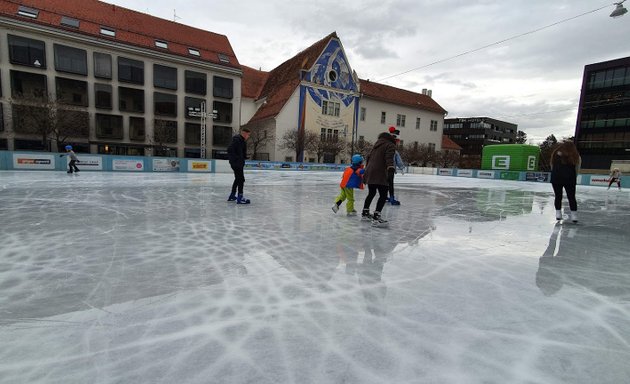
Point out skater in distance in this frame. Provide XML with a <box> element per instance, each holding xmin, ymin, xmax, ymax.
<box><xmin>550</xmin><ymin>141</ymin><xmax>581</xmax><ymax>223</ymax></box>
<box><xmin>227</xmin><ymin>127</ymin><xmax>251</xmax><ymax>204</ymax></box>
<box><xmin>59</xmin><ymin>145</ymin><xmax>80</xmax><ymax>174</ymax></box>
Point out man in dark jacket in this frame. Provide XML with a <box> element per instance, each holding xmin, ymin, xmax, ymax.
<box><xmin>362</xmin><ymin>132</ymin><xmax>396</xmax><ymax>226</ymax></box>
<box><xmin>227</xmin><ymin>127</ymin><xmax>251</xmax><ymax>204</ymax></box>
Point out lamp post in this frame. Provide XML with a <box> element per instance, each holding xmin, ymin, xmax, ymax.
<box><xmin>610</xmin><ymin>0</ymin><xmax>628</xmax><ymax>17</ymax></box>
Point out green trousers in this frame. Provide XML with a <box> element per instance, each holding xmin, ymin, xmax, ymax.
<box><xmin>335</xmin><ymin>187</ymin><xmax>355</xmax><ymax>212</ymax></box>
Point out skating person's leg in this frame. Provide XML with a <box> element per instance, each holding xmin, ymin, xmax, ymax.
<box><xmin>333</xmin><ymin>188</ymin><xmax>347</xmax><ymax>213</ymax></box>
<box><xmin>388</xmin><ymin>173</ymin><xmax>395</xmax><ymax>199</ymax></box>
<box><xmin>229</xmin><ymin>165</ymin><xmax>239</xmax><ymax>200</ymax></box>
<box><xmin>608</xmin><ymin>179</ymin><xmax>614</xmax><ymax>189</ymax></box>
<box><xmin>564</xmin><ymin>183</ymin><xmax>577</xmax><ymax>212</ymax></box>
<box><xmin>346</xmin><ymin>189</ymin><xmax>355</xmax><ymax>214</ymax></box>
<box><xmin>70</xmin><ymin>160</ymin><xmax>79</xmax><ymax>172</ymax></box>
<box><xmin>552</xmin><ymin>183</ymin><xmax>563</xmax><ymax>210</ymax></box>
<box><xmin>374</xmin><ymin>185</ymin><xmax>389</xmax><ymax>213</ymax></box>
<box><xmin>362</xmin><ymin>185</ymin><xmax>377</xmax><ymax>220</ymax></box>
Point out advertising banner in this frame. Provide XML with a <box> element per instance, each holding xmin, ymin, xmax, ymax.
<box><xmin>113</xmin><ymin>159</ymin><xmax>144</xmax><ymax>171</ymax></box>
<box><xmin>13</xmin><ymin>154</ymin><xmax>55</xmax><ymax>170</ymax></box>
<box><xmin>188</xmin><ymin>160</ymin><xmax>212</xmax><ymax>172</ymax></box>
<box><xmin>153</xmin><ymin>158</ymin><xmax>180</xmax><ymax>172</ymax></box>
<box><xmin>500</xmin><ymin>171</ymin><xmax>520</xmax><ymax>180</ymax></box>
<box><xmin>457</xmin><ymin>169</ymin><xmax>473</xmax><ymax>177</ymax></box>
<box><xmin>477</xmin><ymin>170</ymin><xmax>495</xmax><ymax>179</ymax></box>
<box><xmin>75</xmin><ymin>156</ymin><xmax>103</xmax><ymax>170</ymax></box>
<box><xmin>438</xmin><ymin>169</ymin><xmax>454</xmax><ymax>176</ymax></box>
<box><xmin>589</xmin><ymin>175</ymin><xmax>610</xmax><ymax>186</ymax></box>
<box><xmin>525</xmin><ymin>172</ymin><xmax>550</xmax><ymax>182</ymax></box>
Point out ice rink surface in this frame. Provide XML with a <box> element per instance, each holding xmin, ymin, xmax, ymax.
<box><xmin>1</xmin><ymin>170</ymin><xmax>629</xmax><ymax>384</ymax></box>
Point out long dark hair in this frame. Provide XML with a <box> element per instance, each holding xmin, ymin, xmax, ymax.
<box><xmin>551</xmin><ymin>141</ymin><xmax>580</xmax><ymax>166</ymax></box>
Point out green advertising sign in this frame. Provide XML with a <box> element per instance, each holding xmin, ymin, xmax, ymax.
<box><xmin>481</xmin><ymin>144</ymin><xmax>540</xmax><ymax>171</ymax></box>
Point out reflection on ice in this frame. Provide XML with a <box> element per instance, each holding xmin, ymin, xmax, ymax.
<box><xmin>1</xmin><ymin>171</ymin><xmax>629</xmax><ymax>383</ymax></box>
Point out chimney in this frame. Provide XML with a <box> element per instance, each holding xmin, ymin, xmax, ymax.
<box><xmin>422</xmin><ymin>88</ymin><xmax>427</xmax><ymax>95</ymax></box>
<box><xmin>427</xmin><ymin>89</ymin><xmax>432</xmax><ymax>97</ymax></box>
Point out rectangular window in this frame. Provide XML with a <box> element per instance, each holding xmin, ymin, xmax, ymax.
<box><xmin>430</xmin><ymin>120</ymin><xmax>438</xmax><ymax>131</ymax></box>
<box><xmin>95</xmin><ymin>113</ymin><xmax>123</xmax><ymax>139</ymax></box>
<box><xmin>94</xmin><ymin>83</ymin><xmax>112</xmax><ymax>109</ymax></box>
<box><xmin>153</xmin><ymin>64</ymin><xmax>177</xmax><ymax>90</ymax></box>
<box><xmin>428</xmin><ymin>143</ymin><xmax>436</xmax><ymax>152</ymax></box>
<box><xmin>119</xmin><ymin>87</ymin><xmax>144</xmax><ymax>113</ymax></box>
<box><xmin>213</xmin><ymin>101</ymin><xmax>232</xmax><ymax>124</ymax></box>
<box><xmin>60</xmin><ymin>16</ymin><xmax>80</xmax><ymax>28</ymax></box>
<box><xmin>129</xmin><ymin>117</ymin><xmax>145</xmax><ymax>141</ymax></box>
<box><xmin>396</xmin><ymin>114</ymin><xmax>406</xmax><ymax>127</ymax></box>
<box><xmin>320</xmin><ymin>128</ymin><xmax>326</xmax><ymax>140</ymax></box>
<box><xmin>17</xmin><ymin>6</ymin><xmax>39</xmax><ymax>18</ymax></box>
<box><xmin>155</xmin><ymin>40</ymin><xmax>168</xmax><ymax>49</ymax></box>
<box><xmin>54</xmin><ymin>44</ymin><xmax>87</xmax><ymax>75</ymax></box>
<box><xmin>154</xmin><ymin>119</ymin><xmax>178</xmax><ymax>144</ymax></box>
<box><xmin>93</xmin><ymin>52</ymin><xmax>112</xmax><ymax>79</ymax></box>
<box><xmin>56</xmin><ymin>77</ymin><xmax>88</xmax><ymax>106</ymax></box>
<box><xmin>360</xmin><ymin>107</ymin><xmax>366</xmax><ymax>121</ymax></box>
<box><xmin>218</xmin><ymin>53</ymin><xmax>230</xmax><ymax>63</ymax></box>
<box><xmin>118</xmin><ymin>57</ymin><xmax>144</xmax><ymax>85</ymax></box>
<box><xmin>321</xmin><ymin>101</ymin><xmax>340</xmax><ymax>116</ymax></box>
<box><xmin>154</xmin><ymin>92</ymin><xmax>177</xmax><ymax>116</ymax></box>
<box><xmin>185</xmin><ymin>71</ymin><xmax>207</xmax><ymax>95</ymax></box>
<box><xmin>380</xmin><ymin>111</ymin><xmax>386</xmax><ymax>124</ymax></box>
<box><xmin>416</xmin><ymin>117</ymin><xmax>421</xmax><ymax>130</ymax></box>
<box><xmin>8</xmin><ymin>34</ymin><xmax>46</xmax><ymax>68</ymax></box>
<box><xmin>185</xmin><ymin>97</ymin><xmax>204</xmax><ymax>118</ymax></box>
<box><xmin>100</xmin><ymin>27</ymin><xmax>116</xmax><ymax>37</ymax></box>
<box><xmin>10</xmin><ymin>70</ymin><xmax>47</xmax><ymax>99</ymax></box>
<box><xmin>185</xmin><ymin>122</ymin><xmax>201</xmax><ymax>145</ymax></box>
<box><xmin>212</xmin><ymin>125</ymin><xmax>232</xmax><ymax>146</ymax></box>
<box><xmin>188</xmin><ymin>48</ymin><xmax>200</xmax><ymax>56</ymax></box>
<box><xmin>213</xmin><ymin>76</ymin><xmax>233</xmax><ymax>99</ymax></box>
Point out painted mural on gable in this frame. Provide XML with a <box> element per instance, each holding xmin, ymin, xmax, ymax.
<box><xmin>300</xmin><ymin>38</ymin><xmax>359</xmax><ymax>142</ymax></box>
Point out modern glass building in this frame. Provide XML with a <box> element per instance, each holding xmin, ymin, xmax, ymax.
<box><xmin>575</xmin><ymin>56</ymin><xmax>630</xmax><ymax>170</ymax></box>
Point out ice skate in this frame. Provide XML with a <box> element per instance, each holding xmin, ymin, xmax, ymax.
<box><xmin>227</xmin><ymin>193</ymin><xmax>237</xmax><ymax>202</ymax></box>
<box><xmin>555</xmin><ymin>210</ymin><xmax>562</xmax><ymax>220</ymax></box>
<box><xmin>570</xmin><ymin>211</ymin><xmax>578</xmax><ymax>223</ymax></box>
<box><xmin>371</xmin><ymin>211</ymin><xmax>388</xmax><ymax>227</ymax></box>
<box><xmin>332</xmin><ymin>203</ymin><xmax>339</xmax><ymax>213</ymax></box>
<box><xmin>389</xmin><ymin>196</ymin><xmax>401</xmax><ymax>206</ymax></box>
<box><xmin>347</xmin><ymin>210</ymin><xmax>357</xmax><ymax>216</ymax></box>
<box><xmin>361</xmin><ymin>209</ymin><xmax>373</xmax><ymax>221</ymax></box>
<box><xmin>236</xmin><ymin>194</ymin><xmax>250</xmax><ymax>204</ymax></box>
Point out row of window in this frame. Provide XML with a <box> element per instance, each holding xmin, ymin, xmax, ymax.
<box><xmin>7</xmin><ymin>34</ymin><xmax>233</xmax><ymax>97</ymax></box>
<box><xmin>14</xmin><ymin>5</ymin><xmax>219</xmax><ymax>62</ymax></box>
<box><xmin>320</xmin><ymin>128</ymin><xmax>340</xmax><ymax>141</ymax></box>
<box><xmin>359</xmin><ymin>107</ymin><xmax>439</xmax><ymax>132</ymax></box>
<box><xmin>322</xmin><ymin>101</ymin><xmax>340</xmax><ymax>116</ymax></box>
<box><xmin>9</xmin><ymin>70</ymin><xmax>232</xmax><ymax>122</ymax></box>
<box><xmin>583</xmin><ymin>90</ymin><xmax>630</xmax><ymax>109</ymax></box>
<box><xmin>587</xmin><ymin>66</ymin><xmax>630</xmax><ymax>90</ymax></box>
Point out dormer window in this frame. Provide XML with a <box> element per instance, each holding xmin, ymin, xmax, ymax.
<box><xmin>61</xmin><ymin>16</ymin><xmax>80</xmax><ymax>28</ymax></box>
<box><xmin>17</xmin><ymin>6</ymin><xmax>39</xmax><ymax>18</ymax></box>
<box><xmin>100</xmin><ymin>27</ymin><xmax>116</xmax><ymax>37</ymax></box>
<box><xmin>188</xmin><ymin>48</ymin><xmax>200</xmax><ymax>57</ymax></box>
<box><xmin>155</xmin><ymin>40</ymin><xmax>168</xmax><ymax>49</ymax></box>
<box><xmin>218</xmin><ymin>53</ymin><xmax>230</xmax><ymax>63</ymax></box>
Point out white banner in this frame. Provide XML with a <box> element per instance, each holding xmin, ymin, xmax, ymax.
<box><xmin>589</xmin><ymin>176</ymin><xmax>609</xmax><ymax>186</ymax></box>
<box><xmin>188</xmin><ymin>160</ymin><xmax>212</xmax><ymax>172</ymax></box>
<box><xmin>13</xmin><ymin>154</ymin><xmax>55</xmax><ymax>170</ymax></box>
<box><xmin>477</xmin><ymin>171</ymin><xmax>495</xmax><ymax>179</ymax></box>
<box><xmin>153</xmin><ymin>158</ymin><xmax>180</xmax><ymax>172</ymax></box>
<box><xmin>438</xmin><ymin>169</ymin><xmax>453</xmax><ymax>176</ymax></box>
<box><xmin>75</xmin><ymin>156</ymin><xmax>103</xmax><ymax>170</ymax></box>
<box><xmin>457</xmin><ymin>169</ymin><xmax>473</xmax><ymax>177</ymax></box>
<box><xmin>113</xmin><ymin>159</ymin><xmax>144</xmax><ymax>171</ymax></box>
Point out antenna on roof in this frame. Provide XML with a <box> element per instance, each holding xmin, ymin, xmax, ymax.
<box><xmin>173</xmin><ymin>9</ymin><xmax>181</xmax><ymax>22</ymax></box>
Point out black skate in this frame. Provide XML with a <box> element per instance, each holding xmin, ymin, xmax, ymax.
<box><xmin>361</xmin><ymin>210</ymin><xmax>373</xmax><ymax>221</ymax></box>
<box><xmin>371</xmin><ymin>212</ymin><xmax>389</xmax><ymax>227</ymax></box>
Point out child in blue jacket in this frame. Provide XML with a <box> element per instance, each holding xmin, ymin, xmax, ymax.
<box><xmin>332</xmin><ymin>154</ymin><xmax>365</xmax><ymax>215</ymax></box>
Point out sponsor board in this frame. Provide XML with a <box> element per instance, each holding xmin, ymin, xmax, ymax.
<box><xmin>13</xmin><ymin>154</ymin><xmax>55</xmax><ymax>170</ymax></box>
<box><xmin>492</xmin><ymin>155</ymin><xmax>510</xmax><ymax>170</ymax></box>
<box><xmin>438</xmin><ymin>169</ymin><xmax>454</xmax><ymax>176</ymax></box>
<box><xmin>477</xmin><ymin>171</ymin><xmax>495</xmax><ymax>179</ymax></box>
<box><xmin>188</xmin><ymin>161</ymin><xmax>211</xmax><ymax>172</ymax></box>
<box><xmin>589</xmin><ymin>176</ymin><xmax>610</xmax><ymax>186</ymax></box>
<box><xmin>525</xmin><ymin>172</ymin><xmax>550</xmax><ymax>182</ymax></box>
<box><xmin>113</xmin><ymin>159</ymin><xmax>144</xmax><ymax>171</ymax></box>
<box><xmin>153</xmin><ymin>158</ymin><xmax>180</xmax><ymax>172</ymax></box>
<box><xmin>500</xmin><ymin>171</ymin><xmax>520</xmax><ymax>180</ymax></box>
<box><xmin>457</xmin><ymin>169</ymin><xmax>473</xmax><ymax>177</ymax></box>
<box><xmin>75</xmin><ymin>156</ymin><xmax>103</xmax><ymax>170</ymax></box>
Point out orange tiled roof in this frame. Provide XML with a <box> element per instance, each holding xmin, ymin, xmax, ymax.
<box><xmin>246</xmin><ymin>32</ymin><xmax>338</xmax><ymax>124</ymax></box>
<box><xmin>0</xmin><ymin>0</ymin><xmax>239</xmax><ymax>69</ymax></box>
<box><xmin>442</xmin><ymin>135</ymin><xmax>462</xmax><ymax>151</ymax></box>
<box><xmin>241</xmin><ymin>65</ymin><xmax>269</xmax><ymax>99</ymax></box>
<box><xmin>360</xmin><ymin>80</ymin><xmax>447</xmax><ymax>115</ymax></box>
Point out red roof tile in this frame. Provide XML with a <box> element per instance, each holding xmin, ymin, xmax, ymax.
<box><xmin>241</xmin><ymin>65</ymin><xmax>269</xmax><ymax>99</ymax></box>
<box><xmin>360</xmin><ymin>80</ymin><xmax>447</xmax><ymax>115</ymax></box>
<box><xmin>442</xmin><ymin>135</ymin><xmax>462</xmax><ymax>151</ymax></box>
<box><xmin>0</xmin><ymin>0</ymin><xmax>239</xmax><ymax>69</ymax></box>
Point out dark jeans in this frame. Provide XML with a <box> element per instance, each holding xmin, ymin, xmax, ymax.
<box><xmin>68</xmin><ymin>159</ymin><xmax>79</xmax><ymax>173</ymax></box>
<box><xmin>552</xmin><ymin>182</ymin><xmax>577</xmax><ymax>211</ymax></box>
<box><xmin>363</xmin><ymin>184</ymin><xmax>389</xmax><ymax>213</ymax></box>
<box><xmin>388</xmin><ymin>172</ymin><xmax>395</xmax><ymax>198</ymax></box>
<box><xmin>231</xmin><ymin>165</ymin><xmax>245</xmax><ymax>195</ymax></box>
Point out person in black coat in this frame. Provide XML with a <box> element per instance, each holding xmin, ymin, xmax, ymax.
<box><xmin>227</xmin><ymin>127</ymin><xmax>251</xmax><ymax>204</ymax></box>
<box><xmin>362</xmin><ymin>131</ymin><xmax>397</xmax><ymax>226</ymax></box>
<box><xmin>550</xmin><ymin>140</ymin><xmax>581</xmax><ymax>222</ymax></box>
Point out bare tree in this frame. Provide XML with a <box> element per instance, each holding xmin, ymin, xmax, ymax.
<box><xmin>349</xmin><ymin>138</ymin><xmax>373</xmax><ymax>160</ymax></box>
<box><xmin>279</xmin><ymin>129</ymin><xmax>319</xmax><ymax>161</ymax></box>
<box><xmin>151</xmin><ymin>119</ymin><xmax>178</xmax><ymax>156</ymax></box>
<box><xmin>435</xmin><ymin>150</ymin><xmax>461</xmax><ymax>168</ymax></box>
<box><xmin>247</xmin><ymin>125</ymin><xmax>275</xmax><ymax>160</ymax></box>
<box><xmin>316</xmin><ymin>136</ymin><xmax>346</xmax><ymax>163</ymax></box>
<box><xmin>10</xmin><ymin>95</ymin><xmax>89</xmax><ymax>152</ymax></box>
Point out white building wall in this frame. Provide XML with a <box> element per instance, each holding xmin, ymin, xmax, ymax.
<box><xmin>272</xmin><ymin>87</ymin><xmax>301</xmax><ymax>162</ymax></box>
<box><xmin>239</xmin><ymin>97</ymin><xmax>259</xmax><ymax>126</ymax></box>
<box><xmin>357</xmin><ymin>97</ymin><xmax>444</xmax><ymax>151</ymax></box>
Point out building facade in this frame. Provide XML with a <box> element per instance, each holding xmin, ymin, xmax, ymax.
<box><xmin>574</xmin><ymin>56</ymin><xmax>630</xmax><ymax>170</ymax></box>
<box><xmin>0</xmin><ymin>0</ymin><xmax>242</xmax><ymax>158</ymax></box>
<box><xmin>443</xmin><ymin>117</ymin><xmax>517</xmax><ymax>168</ymax></box>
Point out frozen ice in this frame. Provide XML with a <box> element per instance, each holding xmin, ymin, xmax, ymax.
<box><xmin>1</xmin><ymin>170</ymin><xmax>629</xmax><ymax>384</ymax></box>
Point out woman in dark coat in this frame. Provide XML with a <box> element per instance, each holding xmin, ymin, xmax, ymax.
<box><xmin>362</xmin><ymin>132</ymin><xmax>397</xmax><ymax>226</ymax></box>
<box><xmin>550</xmin><ymin>140</ymin><xmax>581</xmax><ymax>222</ymax></box>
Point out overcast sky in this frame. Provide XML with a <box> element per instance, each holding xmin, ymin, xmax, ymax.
<box><xmin>112</xmin><ymin>0</ymin><xmax>629</xmax><ymax>143</ymax></box>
